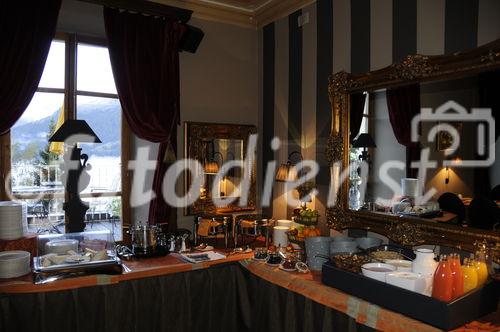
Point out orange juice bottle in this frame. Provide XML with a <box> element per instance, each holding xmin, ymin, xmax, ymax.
<box><xmin>432</xmin><ymin>255</ymin><xmax>453</xmax><ymax>302</ymax></box>
<box><xmin>461</xmin><ymin>258</ymin><xmax>478</xmax><ymax>293</ymax></box>
<box><xmin>473</xmin><ymin>252</ymin><xmax>488</xmax><ymax>286</ymax></box>
<box><xmin>449</xmin><ymin>254</ymin><xmax>464</xmax><ymax>299</ymax></box>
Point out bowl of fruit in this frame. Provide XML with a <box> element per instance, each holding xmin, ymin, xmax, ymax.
<box><xmin>287</xmin><ymin>225</ymin><xmax>321</xmax><ymax>248</ymax></box>
<box><xmin>294</xmin><ymin>208</ymin><xmax>320</xmax><ymax>225</ymax></box>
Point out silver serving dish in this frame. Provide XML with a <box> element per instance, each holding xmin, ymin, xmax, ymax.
<box><xmin>33</xmin><ymin>253</ymin><xmax>122</xmax><ymax>273</ymax></box>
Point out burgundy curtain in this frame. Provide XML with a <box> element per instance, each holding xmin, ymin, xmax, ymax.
<box><xmin>0</xmin><ymin>0</ymin><xmax>61</xmax><ymax>135</ymax></box>
<box><xmin>386</xmin><ymin>84</ymin><xmax>421</xmax><ymax>178</ymax></box>
<box><xmin>103</xmin><ymin>8</ymin><xmax>186</xmax><ymax>228</ymax></box>
<box><xmin>350</xmin><ymin>92</ymin><xmax>365</xmax><ymax>143</ymax></box>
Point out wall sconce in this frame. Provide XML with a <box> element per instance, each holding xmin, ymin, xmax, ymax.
<box><xmin>445</xmin><ymin>167</ymin><xmax>450</xmax><ymax>184</ymax></box>
<box><xmin>204</xmin><ymin>151</ymin><xmax>222</xmax><ymax>174</ymax></box>
<box><xmin>352</xmin><ymin>133</ymin><xmax>377</xmax><ymax>162</ymax></box>
<box><xmin>49</xmin><ymin>120</ymin><xmax>101</xmax><ymax>233</ymax></box>
<box><xmin>444</xmin><ymin>158</ymin><xmax>462</xmax><ymax>184</ymax></box>
<box><xmin>275</xmin><ymin>151</ymin><xmax>302</xmax><ymax>182</ymax></box>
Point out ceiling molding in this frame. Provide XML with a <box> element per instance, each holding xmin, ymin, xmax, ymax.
<box><xmin>151</xmin><ymin>0</ymin><xmax>317</xmax><ymax>29</ymax></box>
<box><xmin>254</xmin><ymin>0</ymin><xmax>316</xmax><ymax>27</ymax></box>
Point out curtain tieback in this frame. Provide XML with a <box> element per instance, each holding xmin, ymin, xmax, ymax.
<box><xmin>163</xmin><ymin>141</ymin><xmax>177</xmax><ymax>164</ymax></box>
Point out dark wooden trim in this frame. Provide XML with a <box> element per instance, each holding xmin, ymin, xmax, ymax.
<box><xmin>76</xmin><ymin>35</ymin><xmax>108</xmax><ymax>47</ymax></box>
<box><xmin>77</xmin><ymin>0</ymin><xmax>192</xmax><ymax>23</ymax></box>
<box><xmin>327</xmin><ymin>38</ymin><xmax>500</xmax><ymax>261</ymax></box>
<box><xmin>37</xmin><ymin>87</ymin><xmax>65</xmax><ymax>94</ymax></box>
<box><xmin>66</xmin><ymin>34</ymin><xmax>77</xmax><ymax>120</ymax></box>
<box><xmin>76</xmin><ymin>90</ymin><xmax>118</xmax><ymax>99</ymax></box>
<box><xmin>121</xmin><ymin>118</ymin><xmax>132</xmax><ymax>233</ymax></box>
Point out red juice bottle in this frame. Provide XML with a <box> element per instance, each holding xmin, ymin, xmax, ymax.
<box><xmin>449</xmin><ymin>253</ymin><xmax>464</xmax><ymax>299</ymax></box>
<box><xmin>432</xmin><ymin>255</ymin><xmax>453</xmax><ymax>302</ymax></box>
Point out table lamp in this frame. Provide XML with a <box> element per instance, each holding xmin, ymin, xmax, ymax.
<box><xmin>352</xmin><ymin>133</ymin><xmax>376</xmax><ymax>162</ymax></box>
<box><xmin>49</xmin><ymin>120</ymin><xmax>101</xmax><ymax>233</ymax></box>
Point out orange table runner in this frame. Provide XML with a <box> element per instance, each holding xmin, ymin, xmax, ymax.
<box><xmin>240</xmin><ymin>259</ymin><xmax>499</xmax><ymax>332</ymax></box>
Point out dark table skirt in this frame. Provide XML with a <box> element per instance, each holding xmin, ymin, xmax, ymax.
<box><xmin>0</xmin><ymin>262</ymin><xmax>374</xmax><ymax>332</ymax></box>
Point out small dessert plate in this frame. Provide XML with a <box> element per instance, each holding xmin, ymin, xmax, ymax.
<box><xmin>265</xmin><ymin>259</ymin><xmax>283</xmax><ymax>266</ymax></box>
<box><xmin>279</xmin><ymin>263</ymin><xmax>297</xmax><ymax>272</ymax></box>
<box><xmin>252</xmin><ymin>256</ymin><xmax>268</xmax><ymax>262</ymax></box>
<box><xmin>195</xmin><ymin>245</ymin><xmax>214</xmax><ymax>252</ymax></box>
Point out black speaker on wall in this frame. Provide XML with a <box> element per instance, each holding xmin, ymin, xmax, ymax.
<box><xmin>180</xmin><ymin>25</ymin><xmax>204</xmax><ymax>53</ymax></box>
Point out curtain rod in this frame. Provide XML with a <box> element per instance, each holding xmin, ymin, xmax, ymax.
<box><xmin>77</xmin><ymin>0</ymin><xmax>193</xmax><ymax>23</ymax></box>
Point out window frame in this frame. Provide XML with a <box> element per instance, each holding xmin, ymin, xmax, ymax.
<box><xmin>0</xmin><ymin>32</ymin><xmax>130</xmax><ymax>239</ymax></box>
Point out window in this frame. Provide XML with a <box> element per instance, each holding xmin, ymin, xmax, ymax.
<box><xmin>7</xmin><ymin>34</ymin><xmax>127</xmax><ymax>241</ymax></box>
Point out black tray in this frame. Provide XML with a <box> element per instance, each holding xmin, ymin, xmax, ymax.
<box><xmin>322</xmin><ymin>261</ymin><xmax>499</xmax><ymax>330</ymax></box>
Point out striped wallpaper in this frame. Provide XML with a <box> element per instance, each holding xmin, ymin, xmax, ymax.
<box><xmin>261</xmin><ymin>0</ymin><xmax>500</xmax><ymax>226</ymax></box>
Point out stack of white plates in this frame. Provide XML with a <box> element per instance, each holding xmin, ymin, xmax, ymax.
<box><xmin>20</xmin><ymin>202</ymin><xmax>28</xmax><ymax>234</ymax></box>
<box><xmin>0</xmin><ymin>251</ymin><xmax>31</xmax><ymax>278</ymax></box>
<box><xmin>0</xmin><ymin>201</ymin><xmax>24</xmax><ymax>240</ymax></box>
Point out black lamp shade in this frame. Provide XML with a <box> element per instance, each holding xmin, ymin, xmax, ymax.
<box><xmin>49</xmin><ymin>120</ymin><xmax>101</xmax><ymax>144</ymax></box>
<box><xmin>352</xmin><ymin>133</ymin><xmax>376</xmax><ymax>148</ymax></box>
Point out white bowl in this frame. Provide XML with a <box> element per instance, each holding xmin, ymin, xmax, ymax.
<box><xmin>361</xmin><ymin>263</ymin><xmax>396</xmax><ymax>282</ymax></box>
<box><xmin>386</xmin><ymin>271</ymin><xmax>427</xmax><ymax>295</ymax></box>
<box><xmin>385</xmin><ymin>259</ymin><xmax>413</xmax><ymax>272</ymax></box>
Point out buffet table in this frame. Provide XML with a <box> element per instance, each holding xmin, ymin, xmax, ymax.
<box><xmin>0</xmin><ymin>254</ymin><xmax>498</xmax><ymax>332</ymax></box>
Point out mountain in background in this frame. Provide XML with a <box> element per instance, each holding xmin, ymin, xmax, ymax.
<box><xmin>11</xmin><ymin>99</ymin><xmax>121</xmax><ymax>162</ymax></box>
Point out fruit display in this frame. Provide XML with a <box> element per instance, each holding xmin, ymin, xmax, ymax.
<box><xmin>287</xmin><ymin>225</ymin><xmax>321</xmax><ymax>245</ymax></box>
<box><xmin>294</xmin><ymin>208</ymin><xmax>320</xmax><ymax>226</ymax></box>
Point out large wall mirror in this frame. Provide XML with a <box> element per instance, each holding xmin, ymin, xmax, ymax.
<box><xmin>184</xmin><ymin>122</ymin><xmax>257</xmax><ymax>215</ymax></box>
<box><xmin>327</xmin><ymin>39</ymin><xmax>500</xmax><ymax>262</ymax></box>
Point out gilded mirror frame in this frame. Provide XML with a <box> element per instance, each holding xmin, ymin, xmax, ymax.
<box><xmin>326</xmin><ymin>38</ymin><xmax>500</xmax><ymax>261</ymax></box>
<box><xmin>184</xmin><ymin>121</ymin><xmax>257</xmax><ymax>216</ymax></box>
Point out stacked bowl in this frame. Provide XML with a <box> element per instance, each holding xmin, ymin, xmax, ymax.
<box><xmin>0</xmin><ymin>251</ymin><xmax>31</xmax><ymax>278</ymax></box>
<box><xmin>0</xmin><ymin>201</ymin><xmax>24</xmax><ymax>241</ymax></box>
